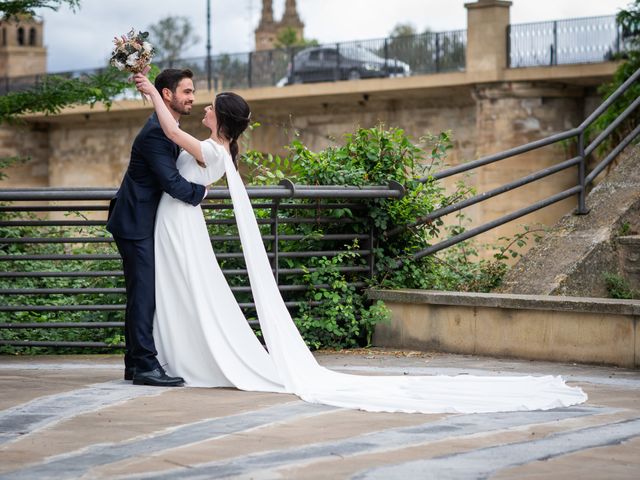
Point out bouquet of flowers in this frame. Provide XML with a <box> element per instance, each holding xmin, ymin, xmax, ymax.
<box><xmin>110</xmin><ymin>29</ymin><xmax>155</xmax><ymax>73</ymax></box>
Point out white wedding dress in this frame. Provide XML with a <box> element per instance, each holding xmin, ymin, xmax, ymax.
<box><xmin>153</xmin><ymin>139</ymin><xmax>587</xmax><ymax>414</ymax></box>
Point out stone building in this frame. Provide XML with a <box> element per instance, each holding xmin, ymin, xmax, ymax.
<box><xmin>0</xmin><ymin>15</ymin><xmax>46</xmax><ymax>78</ymax></box>
<box><xmin>254</xmin><ymin>0</ymin><xmax>305</xmax><ymax>51</ymax></box>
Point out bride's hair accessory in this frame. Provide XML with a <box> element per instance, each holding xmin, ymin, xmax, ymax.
<box><xmin>110</xmin><ymin>29</ymin><xmax>155</xmax><ymax>73</ymax></box>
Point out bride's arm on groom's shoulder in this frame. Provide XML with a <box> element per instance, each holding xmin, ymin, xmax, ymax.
<box><xmin>133</xmin><ymin>73</ymin><xmax>206</xmax><ymax>167</ymax></box>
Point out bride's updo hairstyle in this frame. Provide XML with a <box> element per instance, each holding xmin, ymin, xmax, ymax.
<box><xmin>214</xmin><ymin>92</ymin><xmax>251</xmax><ymax>169</ymax></box>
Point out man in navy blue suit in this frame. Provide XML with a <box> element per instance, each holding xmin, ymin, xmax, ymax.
<box><xmin>107</xmin><ymin>69</ymin><xmax>206</xmax><ymax>387</ymax></box>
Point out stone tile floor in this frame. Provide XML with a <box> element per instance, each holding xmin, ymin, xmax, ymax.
<box><xmin>1</xmin><ymin>349</ymin><xmax>639</xmax><ymax>479</ymax></box>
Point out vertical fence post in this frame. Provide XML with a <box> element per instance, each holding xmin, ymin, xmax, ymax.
<box><xmin>368</xmin><ymin>224</ymin><xmax>376</xmax><ymax>280</ymax></box>
<box><xmin>506</xmin><ymin>24</ymin><xmax>511</xmax><ymax>68</ymax></box>
<box><xmin>552</xmin><ymin>20</ymin><xmax>558</xmax><ymax>65</ymax></box>
<box><xmin>271</xmin><ymin>199</ymin><xmax>280</xmax><ymax>283</ymax></box>
<box><xmin>247</xmin><ymin>52</ymin><xmax>253</xmax><ymax>89</ymax></box>
<box><xmin>270</xmin><ymin>50</ymin><xmax>276</xmax><ymax>86</ymax></box>
<box><xmin>577</xmin><ymin>131</ymin><xmax>589</xmax><ymax>215</ymax></box>
<box><xmin>336</xmin><ymin>42</ymin><xmax>341</xmax><ymax>81</ymax></box>
<box><xmin>383</xmin><ymin>38</ymin><xmax>389</xmax><ymax>75</ymax></box>
<box><xmin>206</xmin><ymin>0</ymin><xmax>212</xmax><ymax>90</ymax></box>
<box><xmin>435</xmin><ymin>32</ymin><xmax>441</xmax><ymax>72</ymax></box>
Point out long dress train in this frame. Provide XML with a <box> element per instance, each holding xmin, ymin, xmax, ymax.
<box><xmin>154</xmin><ymin>139</ymin><xmax>587</xmax><ymax>413</ymax></box>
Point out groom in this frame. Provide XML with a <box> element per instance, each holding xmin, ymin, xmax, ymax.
<box><xmin>107</xmin><ymin>68</ymin><xmax>206</xmax><ymax>387</ymax></box>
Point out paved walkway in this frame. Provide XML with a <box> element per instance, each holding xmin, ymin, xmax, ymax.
<box><xmin>1</xmin><ymin>350</ymin><xmax>639</xmax><ymax>479</ymax></box>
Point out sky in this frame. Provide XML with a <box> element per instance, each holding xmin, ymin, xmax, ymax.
<box><xmin>39</xmin><ymin>0</ymin><xmax>631</xmax><ymax>72</ymax></box>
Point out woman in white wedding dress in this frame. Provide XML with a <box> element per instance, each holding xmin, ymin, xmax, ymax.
<box><xmin>134</xmin><ymin>74</ymin><xmax>587</xmax><ymax>414</ymax></box>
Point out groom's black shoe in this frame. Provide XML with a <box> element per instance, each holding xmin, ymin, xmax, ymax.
<box><xmin>132</xmin><ymin>367</ymin><xmax>184</xmax><ymax>387</ymax></box>
<box><xmin>124</xmin><ymin>367</ymin><xmax>135</xmax><ymax>381</ymax></box>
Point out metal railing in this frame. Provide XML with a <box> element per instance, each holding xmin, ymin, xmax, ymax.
<box><xmin>386</xmin><ymin>66</ymin><xmax>640</xmax><ymax>261</ymax></box>
<box><xmin>0</xmin><ymin>183</ymin><xmax>403</xmax><ymax>349</ymax></box>
<box><xmin>0</xmin><ymin>14</ymin><xmax>627</xmax><ymax>95</ymax></box>
<box><xmin>0</xmin><ymin>29</ymin><xmax>466</xmax><ymax>95</ymax></box>
<box><xmin>508</xmin><ymin>15</ymin><xmax>622</xmax><ymax>68</ymax></box>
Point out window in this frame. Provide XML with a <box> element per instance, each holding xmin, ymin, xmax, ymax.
<box><xmin>2</xmin><ymin>28</ymin><xmax>6</xmax><ymax>47</ymax></box>
<box><xmin>323</xmin><ymin>49</ymin><xmax>338</xmax><ymax>62</ymax></box>
<box><xmin>29</xmin><ymin>27</ymin><xmax>36</xmax><ymax>46</ymax></box>
<box><xmin>308</xmin><ymin>50</ymin><xmax>320</xmax><ymax>61</ymax></box>
<box><xmin>17</xmin><ymin>27</ymin><xmax>24</xmax><ymax>45</ymax></box>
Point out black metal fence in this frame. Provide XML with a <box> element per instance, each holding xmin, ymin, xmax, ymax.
<box><xmin>508</xmin><ymin>15</ymin><xmax>622</xmax><ymax>68</ymax></box>
<box><xmin>0</xmin><ymin>65</ymin><xmax>118</xmax><ymax>96</ymax></box>
<box><xmin>0</xmin><ymin>29</ymin><xmax>466</xmax><ymax>95</ymax></box>
<box><xmin>0</xmin><ymin>183</ymin><xmax>403</xmax><ymax>349</ymax></box>
<box><xmin>154</xmin><ymin>30</ymin><xmax>467</xmax><ymax>90</ymax></box>
<box><xmin>0</xmin><ymin>13</ymin><xmax>627</xmax><ymax>94</ymax></box>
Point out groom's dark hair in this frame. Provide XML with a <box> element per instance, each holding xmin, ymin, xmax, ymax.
<box><xmin>154</xmin><ymin>68</ymin><xmax>194</xmax><ymax>96</ymax></box>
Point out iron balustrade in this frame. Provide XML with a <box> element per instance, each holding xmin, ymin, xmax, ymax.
<box><xmin>0</xmin><ymin>182</ymin><xmax>403</xmax><ymax>349</ymax></box>
<box><xmin>0</xmin><ymin>29</ymin><xmax>466</xmax><ymax>95</ymax></box>
<box><xmin>387</xmin><ymin>66</ymin><xmax>640</xmax><ymax>262</ymax></box>
<box><xmin>0</xmin><ymin>14</ymin><xmax>627</xmax><ymax>95</ymax></box>
<box><xmin>508</xmin><ymin>15</ymin><xmax>622</xmax><ymax>68</ymax></box>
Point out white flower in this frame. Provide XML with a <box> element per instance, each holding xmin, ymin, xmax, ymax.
<box><xmin>126</xmin><ymin>52</ymin><xmax>139</xmax><ymax>66</ymax></box>
<box><xmin>111</xmin><ymin>29</ymin><xmax>155</xmax><ymax>73</ymax></box>
<box><xmin>112</xmin><ymin>59</ymin><xmax>125</xmax><ymax>70</ymax></box>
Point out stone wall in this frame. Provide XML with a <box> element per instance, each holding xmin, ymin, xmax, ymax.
<box><xmin>369</xmin><ymin>288</ymin><xmax>640</xmax><ymax>368</ymax></box>
<box><xmin>0</xmin><ymin>75</ymin><xmax>606</xmax><ymax>254</ymax></box>
<box><xmin>47</xmin><ymin>116</ymin><xmax>143</xmax><ymax>188</ymax></box>
<box><xmin>0</xmin><ymin>122</ymin><xmax>49</xmax><ymax>187</ymax></box>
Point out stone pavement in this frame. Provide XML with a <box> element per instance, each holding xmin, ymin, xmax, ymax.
<box><xmin>0</xmin><ymin>350</ymin><xmax>639</xmax><ymax>479</ymax></box>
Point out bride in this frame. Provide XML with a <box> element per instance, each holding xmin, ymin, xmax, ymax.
<box><xmin>133</xmin><ymin>73</ymin><xmax>587</xmax><ymax>414</ymax></box>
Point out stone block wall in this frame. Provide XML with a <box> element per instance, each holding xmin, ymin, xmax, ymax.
<box><xmin>0</xmin><ymin>122</ymin><xmax>49</xmax><ymax>187</ymax></box>
<box><xmin>0</xmin><ymin>78</ymin><xmax>599</xmax><ymax>256</ymax></box>
<box><xmin>47</xmin><ymin>116</ymin><xmax>143</xmax><ymax>188</ymax></box>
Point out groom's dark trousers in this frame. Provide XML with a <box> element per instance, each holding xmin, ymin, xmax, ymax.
<box><xmin>107</xmin><ymin>113</ymin><xmax>205</xmax><ymax>373</ymax></box>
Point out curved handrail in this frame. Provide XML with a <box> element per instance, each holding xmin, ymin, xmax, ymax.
<box><xmin>405</xmin><ymin>66</ymin><xmax>640</xmax><ymax>261</ymax></box>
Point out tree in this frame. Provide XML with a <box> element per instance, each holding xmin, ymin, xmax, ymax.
<box><xmin>0</xmin><ymin>70</ymin><xmax>131</xmax><ymax>123</ymax></box>
<box><xmin>273</xmin><ymin>27</ymin><xmax>318</xmax><ymax>49</ymax></box>
<box><xmin>592</xmin><ymin>0</ymin><xmax>640</xmax><ymax>150</ymax></box>
<box><xmin>385</xmin><ymin>23</ymin><xmax>464</xmax><ymax>75</ymax></box>
<box><xmin>389</xmin><ymin>23</ymin><xmax>417</xmax><ymax>38</ymax></box>
<box><xmin>148</xmin><ymin>16</ymin><xmax>200</xmax><ymax>68</ymax></box>
<box><xmin>0</xmin><ymin>0</ymin><xmax>79</xmax><ymax>19</ymax></box>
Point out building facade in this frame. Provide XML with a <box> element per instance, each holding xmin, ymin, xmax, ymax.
<box><xmin>0</xmin><ymin>15</ymin><xmax>46</xmax><ymax>78</ymax></box>
<box><xmin>254</xmin><ymin>0</ymin><xmax>305</xmax><ymax>51</ymax></box>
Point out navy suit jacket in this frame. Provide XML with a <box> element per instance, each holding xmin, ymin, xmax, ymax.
<box><xmin>106</xmin><ymin>113</ymin><xmax>206</xmax><ymax>240</ymax></box>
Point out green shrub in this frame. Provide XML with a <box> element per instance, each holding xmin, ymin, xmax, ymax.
<box><xmin>2</xmin><ymin>124</ymin><xmax>527</xmax><ymax>353</ymax></box>
<box><xmin>604</xmin><ymin>273</ymin><xmax>637</xmax><ymax>299</ymax></box>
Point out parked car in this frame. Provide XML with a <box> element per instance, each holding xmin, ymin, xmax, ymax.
<box><xmin>286</xmin><ymin>45</ymin><xmax>410</xmax><ymax>84</ymax></box>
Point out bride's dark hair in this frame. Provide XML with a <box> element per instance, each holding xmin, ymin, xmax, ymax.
<box><xmin>214</xmin><ymin>92</ymin><xmax>251</xmax><ymax>169</ymax></box>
